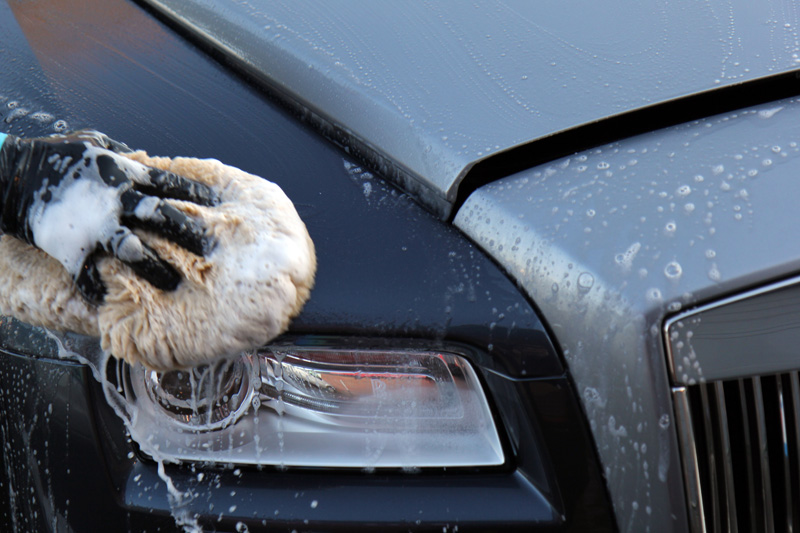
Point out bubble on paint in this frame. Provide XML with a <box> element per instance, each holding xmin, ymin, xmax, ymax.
<box><xmin>577</xmin><ymin>272</ymin><xmax>595</xmax><ymax>292</ymax></box>
<box><xmin>708</xmin><ymin>263</ymin><xmax>722</xmax><ymax>282</ymax></box>
<box><xmin>664</xmin><ymin>261</ymin><xmax>682</xmax><ymax>280</ymax></box>
<box><xmin>646</xmin><ymin>288</ymin><xmax>662</xmax><ymax>302</ymax></box>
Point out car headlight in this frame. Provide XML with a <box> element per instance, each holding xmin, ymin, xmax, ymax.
<box><xmin>122</xmin><ymin>340</ymin><xmax>504</xmax><ymax>469</ymax></box>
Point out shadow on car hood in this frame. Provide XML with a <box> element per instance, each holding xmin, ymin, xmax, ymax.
<box><xmin>140</xmin><ymin>0</ymin><xmax>800</xmax><ymax>217</ymax></box>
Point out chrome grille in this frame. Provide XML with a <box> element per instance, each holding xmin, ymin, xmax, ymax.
<box><xmin>664</xmin><ymin>277</ymin><xmax>800</xmax><ymax>532</ymax></box>
<box><xmin>676</xmin><ymin>372</ymin><xmax>800</xmax><ymax>532</ymax></box>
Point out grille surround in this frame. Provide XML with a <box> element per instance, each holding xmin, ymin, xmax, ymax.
<box><xmin>665</xmin><ymin>277</ymin><xmax>800</xmax><ymax>532</ymax></box>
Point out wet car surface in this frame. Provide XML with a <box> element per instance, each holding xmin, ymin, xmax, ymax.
<box><xmin>4</xmin><ymin>1</ymin><xmax>800</xmax><ymax>532</ymax></box>
<box><xmin>0</xmin><ymin>0</ymin><xmax>610</xmax><ymax>531</ymax></box>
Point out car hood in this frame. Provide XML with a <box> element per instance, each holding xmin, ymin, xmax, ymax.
<box><xmin>144</xmin><ymin>0</ymin><xmax>800</xmax><ymax>216</ymax></box>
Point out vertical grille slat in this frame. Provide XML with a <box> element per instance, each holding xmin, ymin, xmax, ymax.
<box><xmin>777</xmin><ymin>376</ymin><xmax>793</xmax><ymax>532</ymax></box>
<box><xmin>676</xmin><ymin>371</ymin><xmax>800</xmax><ymax>532</ymax></box>
<box><xmin>738</xmin><ymin>379</ymin><xmax>757</xmax><ymax>530</ymax></box>
<box><xmin>699</xmin><ymin>385</ymin><xmax>721</xmax><ymax>531</ymax></box>
<box><xmin>752</xmin><ymin>376</ymin><xmax>775</xmax><ymax>533</ymax></box>
<box><xmin>714</xmin><ymin>381</ymin><xmax>737</xmax><ymax>533</ymax></box>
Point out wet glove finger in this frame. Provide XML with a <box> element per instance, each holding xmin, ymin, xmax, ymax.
<box><xmin>120</xmin><ymin>189</ymin><xmax>213</xmax><ymax>256</ymax></box>
<box><xmin>71</xmin><ymin>130</ymin><xmax>133</xmax><ymax>154</ymax></box>
<box><xmin>74</xmin><ymin>253</ymin><xmax>107</xmax><ymax>305</ymax></box>
<box><xmin>136</xmin><ymin>167</ymin><xmax>219</xmax><ymax>206</ymax></box>
<box><xmin>37</xmin><ymin>130</ymin><xmax>133</xmax><ymax>154</ymax></box>
<box><xmin>105</xmin><ymin>227</ymin><xmax>182</xmax><ymax>291</ymax></box>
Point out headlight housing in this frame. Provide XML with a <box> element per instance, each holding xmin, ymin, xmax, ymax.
<box><xmin>123</xmin><ymin>340</ymin><xmax>504</xmax><ymax>469</ymax></box>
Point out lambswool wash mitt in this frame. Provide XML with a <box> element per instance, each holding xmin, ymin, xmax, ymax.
<box><xmin>0</xmin><ymin>132</ymin><xmax>316</xmax><ymax>371</ymax></box>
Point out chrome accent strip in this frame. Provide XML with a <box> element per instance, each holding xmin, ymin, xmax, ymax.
<box><xmin>753</xmin><ymin>377</ymin><xmax>775</xmax><ymax>533</ymax></box>
<box><xmin>674</xmin><ymin>387</ymin><xmax>706</xmax><ymax>533</ymax></box>
<box><xmin>792</xmin><ymin>372</ymin><xmax>800</xmax><ymax>530</ymax></box>
<box><xmin>714</xmin><ymin>381</ymin><xmax>738</xmax><ymax>533</ymax></box>
<box><xmin>777</xmin><ymin>376</ymin><xmax>793</xmax><ymax>532</ymax></box>
<box><xmin>664</xmin><ymin>275</ymin><xmax>800</xmax><ymax>384</ymax></box>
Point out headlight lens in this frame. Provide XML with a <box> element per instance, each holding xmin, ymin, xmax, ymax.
<box><xmin>124</xmin><ymin>344</ymin><xmax>504</xmax><ymax>468</ymax></box>
<box><xmin>140</xmin><ymin>357</ymin><xmax>254</xmax><ymax>431</ymax></box>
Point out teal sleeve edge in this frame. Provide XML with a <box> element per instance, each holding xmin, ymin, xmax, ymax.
<box><xmin>0</xmin><ymin>133</ymin><xmax>7</xmax><ymax>148</ymax></box>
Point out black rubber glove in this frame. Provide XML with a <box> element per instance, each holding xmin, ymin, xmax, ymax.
<box><xmin>0</xmin><ymin>130</ymin><xmax>218</xmax><ymax>304</ymax></box>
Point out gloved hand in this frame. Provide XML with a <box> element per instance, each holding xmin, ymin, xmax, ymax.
<box><xmin>0</xmin><ymin>130</ymin><xmax>218</xmax><ymax>304</ymax></box>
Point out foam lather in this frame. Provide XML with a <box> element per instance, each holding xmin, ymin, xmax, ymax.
<box><xmin>0</xmin><ymin>153</ymin><xmax>316</xmax><ymax>371</ymax></box>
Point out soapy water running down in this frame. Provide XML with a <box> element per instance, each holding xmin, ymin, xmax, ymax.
<box><xmin>43</xmin><ymin>328</ymin><xmax>502</xmax><ymax>532</ymax></box>
<box><xmin>45</xmin><ymin>330</ymin><xmax>206</xmax><ymax>531</ymax></box>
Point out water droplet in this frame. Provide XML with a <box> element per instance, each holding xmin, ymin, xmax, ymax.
<box><xmin>311</xmin><ymin>500</ymin><xmax>319</xmax><ymax>509</ymax></box>
<box><xmin>758</xmin><ymin>106</ymin><xmax>784</xmax><ymax>119</ymax></box>
<box><xmin>708</xmin><ymin>263</ymin><xmax>722</xmax><ymax>281</ymax></box>
<box><xmin>646</xmin><ymin>288</ymin><xmax>663</xmax><ymax>302</ymax></box>
<box><xmin>614</xmin><ymin>242</ymin><xmax>641</xmax><ymax>271</ymax></box>
<box><xmin>577</xmin><ymin>272</ymin><xmax>595</xmax><ymax>292</ymax></box>
<box><xmin>586</xmin><ymin>208</ymin><xmax>596</xmax><ymax>217</ymax></box>
<box><xmin>53</xmin><ymin>119</ymin><xmax>68</xmax><ymax>132</ymax></box>
<box><xmin>705</xmin><ymin>249</ymin><xmax>716</xmax><ymax>259</ymax></box>
<box><xmin>667</xmin><ymin>301</ymin><xmax>682</xmax><ymax>312</ymax></box>
<box><xmin>676</xmin><ymin>185</ymin><xmax>692</xmax><ymax>196</ymax></box>
<box><xmin>31</xmin><ymin>111</ymin><xmax>54</xmax><ymax>123</ymax></box>
<box><xmin>664</xmin><ymin>261</ymin><xmax>682</xmax><ymax>280</ymax></box>
<box><xmin>684</xmin><ymin>203</ymin><xmax>695</xmax><ymax>213</ymax></box>
<box><xmin>584</xmin><ymin>387</ymin><xmax>603</xmax><ymax>405</ymax></box>
<box><xmin>664</xmin><ymin>221</ymin><xmax>677</xmax><ymax>235</ymax></box>
<box><xmin>659</xmin><ymin>414</ymin><xmax>671</xmax><ymax>429</ymax></box>
<box><xmin>597</xmin><ymin>161</ymin><xmax>610</xmax><ymax>170</ymax></box>
<box><xmin>608</xmin><ymin>415</ymin><xmax>627</xmax><ymax>437</ymax></box>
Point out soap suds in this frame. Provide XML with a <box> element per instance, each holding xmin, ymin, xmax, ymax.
<box><xmin>29</xmin><ymin>174</ymin><xmax>123</xmax><ymax>275</ymax></box>
<box><xmin>0</xmin><ymin>153</ymin><xmax>316</xmax><ymax>370</ymax></box>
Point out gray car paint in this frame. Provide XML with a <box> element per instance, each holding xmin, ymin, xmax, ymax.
<box><xmin>143</xmin><ymin>0</ymin><xmax>800</xmax><ymax>218</ymax></box>
<box><xmin>455</xmin><ymin>97</ymin><xmax>800</xmax><ymax>531</ymax></box>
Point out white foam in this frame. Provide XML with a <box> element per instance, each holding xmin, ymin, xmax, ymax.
<box><xmin>29</xmin><ymin>175</ymin><xmax>122</xmax><ymax>275</ymax></box>
<box><xmin>133</xmin><ymin>195</ymin><xmax>164</xmax><ymax>222</ymax></box>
